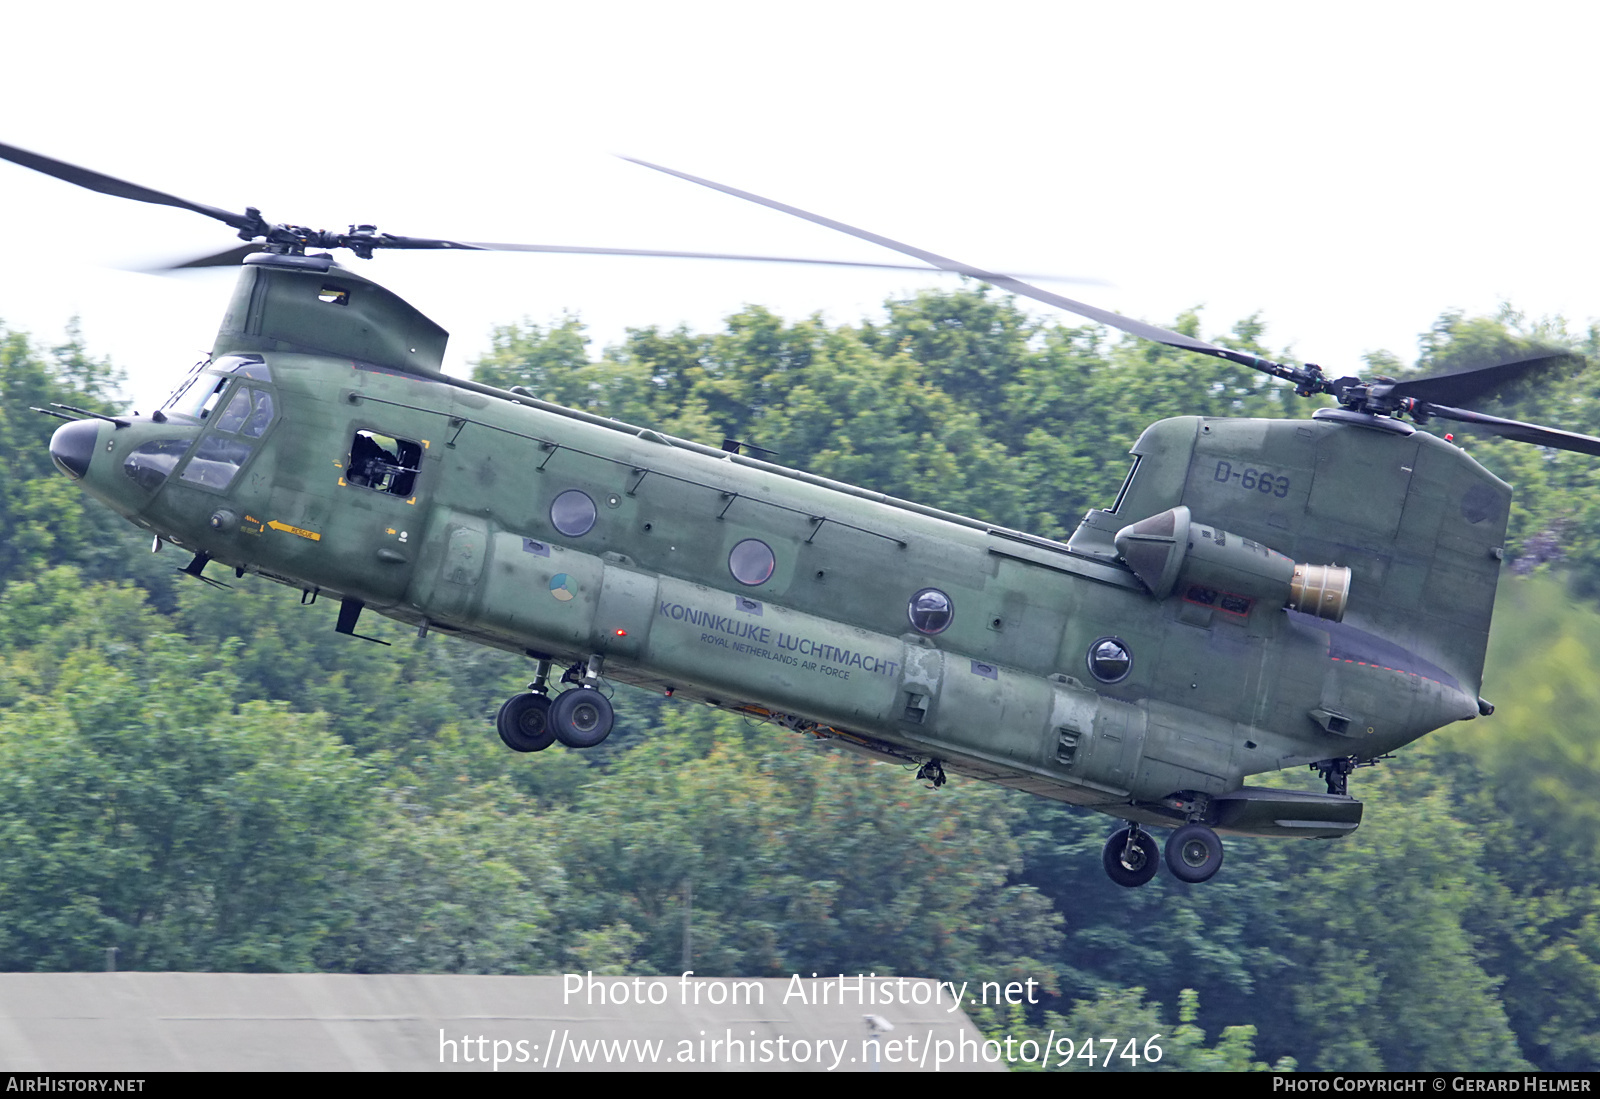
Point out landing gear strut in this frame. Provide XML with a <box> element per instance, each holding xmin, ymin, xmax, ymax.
<box><xmin>1103</xmin><ymin>826</ymin><xmax>1160</xmax><ymax>888</ymax></box>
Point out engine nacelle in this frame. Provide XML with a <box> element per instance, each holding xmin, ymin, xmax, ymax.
<box><xmin>1114</xmin><ymin>505</ymin><xmax>1349</xmax><ymax>621</ymax></box>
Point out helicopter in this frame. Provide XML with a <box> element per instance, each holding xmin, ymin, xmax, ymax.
<box><xmin>10</xmin><ymin>141</ymin><xmax>1600</xmax><ymax>889</ymax></box>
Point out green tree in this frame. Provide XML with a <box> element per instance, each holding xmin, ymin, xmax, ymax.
<box><xmin>0</xmin><ymin>626</ymin><xmax>369</xmax><ymax>969</ymax></box>
<box><xmin>1274</xmin><ymin>759</ymin><xmax>1528</xmax><ymax>1070</ymax></box>
<box><xmin>554</xmin><ymin>709</ymin><xmax>1062</xmax><ymax>985</ymax></box>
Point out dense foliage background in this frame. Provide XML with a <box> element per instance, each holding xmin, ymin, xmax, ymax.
<box><xmin>3</xmin><ymin>290</ymin><xmax>1598</xmax><ymax>1070</ymax></box>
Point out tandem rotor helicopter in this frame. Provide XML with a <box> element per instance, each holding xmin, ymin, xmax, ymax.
<box><xmin>9</xmin><ymin>141</ymin><xmax>1599</xmax><ymax>888</ymax></box>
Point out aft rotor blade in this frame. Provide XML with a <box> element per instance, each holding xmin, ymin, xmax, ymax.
<box><xmin>454</xmin><ymin>239</ymin><xmax>1105</xmax><ymax>283</ymax></box>
<box><xmin>0</xmin><ymin>140</ymin><xmax>262</xmax><ymax>234</ymax></box>
<box><xmin>1422</xmin><ymin>402</ymin><xmax>1600</xmax><ymax>457</ymax></box>
<box><xmin>621</xmin><ymin>156</ymin><xmax>1298</xmax><ymax>381</ymax></box>
<box><xmin>1388</xmin><ymin>352</ymin><xmax>1579</xmax><ymax>406</ymax></box>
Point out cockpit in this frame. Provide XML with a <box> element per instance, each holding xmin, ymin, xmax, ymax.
<box><xmin>123</xmin><ymin>354</ymin><xmax>279</xmax><ymax>494</ymax></box>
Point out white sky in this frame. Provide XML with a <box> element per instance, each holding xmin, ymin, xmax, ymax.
<box><xmin>2</xmin><ymin>2</ymin><xmax>1597</xmax><ymax>409</ymax></box>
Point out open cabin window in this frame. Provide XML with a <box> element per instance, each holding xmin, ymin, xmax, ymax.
<box><xmin>347</xmin><ymin>430</ymin><xmax>421</xmax><ymax>496</ymax></box>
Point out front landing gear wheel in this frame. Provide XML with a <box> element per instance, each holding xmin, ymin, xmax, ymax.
<box><xmin>1103</xmin><ymin>827</ymin><xmax>1160</xmax><ymax>887</ymax></box>
<box><xmin>1165</xmin><ymin>823</ymin><xmax>1224</xmax><ymax>883</ymax></box>
<box><xmin>496</xmin><ymin>693</ymin><xmax>555</xmax><ymax>752</ymax></box>
<box><xmin>550</xmin><ymin>688</ymin><xmax>615</xmax><ymax>748</ymax></box>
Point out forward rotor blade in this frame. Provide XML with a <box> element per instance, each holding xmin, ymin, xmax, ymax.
<box><xmin>454</xmin><ymin>239</ymin><xmax>1105</xmax><ymax>283</ymax></box>
<box><xmin>1422</xmin><ymin>403</ymin><xmax>1600</xmax><ymax>457</ymax></box>
<box><xmin>144</xmin><ymin>243</ymin><xmax>265</xmax><ymax>271</ymax></box>
<box><xmin>621</xmin><ymin>156</ymin><xmax>1295</xmax><ymax>380</ymax></box>
<box><xmin>366</xmin><ymin>235</ymin><xmax>483</xmax><ymax>251</ymax></box>
<box><xmin>1388</xmin><ymin>352</ymin><xmax>1579</xmax><ymax>406</ymax></box>
<box><xmin>136</xmin><ymin>232</ymin><xmax>1107</xmax><ymax>283</ymax></box>
<box><xmin>0</xmin><ymin>140</ymin><xmax>261</xmax><ymax>233</ymax></box>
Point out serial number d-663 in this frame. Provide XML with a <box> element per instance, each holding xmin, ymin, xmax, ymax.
<box><xmin>1214</xmin><ymin>460</ymin><xmax>1290</xmax><ymax>498</ymax></box>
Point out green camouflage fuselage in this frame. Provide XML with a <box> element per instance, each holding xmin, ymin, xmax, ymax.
<box><xmin>56</xmin><ymin>257</ymin><xmax>1505</xmax><ymax>838</ymax></box>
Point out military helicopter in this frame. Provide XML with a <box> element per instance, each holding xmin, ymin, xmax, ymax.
<box><xmin>10</xmin><ymin>141</ymin><xmax>1599</xmax><ymax>889</ymax></box>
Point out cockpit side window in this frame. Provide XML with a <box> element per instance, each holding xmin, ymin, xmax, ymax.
<box><xmin>166</xmin><ymin>378</ymin><xmax>277</xmax><ymax>493</ymax></box>
<box><xmin>210</xmin><ymin>386</ymin><xmax>275</xmax><ymax>439</ymax></box>
<box><xmin>347</xmin><ymin>430</ymin><xmax>421</xmax><ymax>497</ymax></box>
<box><xmin>180</xmin><ymin>436</ymin><xmax>252</xmax><ymax>490</ymax></box>
<box><xmin>214</xmin><ymin>388</ymin><xmax>252</xmax><ymax>434</ymax></box>
<box><xmin>239</xmin><ymin>390</ymin><xmax>274</xmax><ymax>438</ymax></box>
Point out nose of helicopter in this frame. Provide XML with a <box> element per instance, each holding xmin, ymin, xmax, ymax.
<box><xmin>49</xmin><ymin>418</ymin><xmax>100</xmax><ymax>479</ymax></box>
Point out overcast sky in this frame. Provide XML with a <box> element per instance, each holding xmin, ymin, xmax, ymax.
<box><xmin>3</xmin><ymin>3</ymin><xmax>1596</xmax><ymax>408</ymax></box>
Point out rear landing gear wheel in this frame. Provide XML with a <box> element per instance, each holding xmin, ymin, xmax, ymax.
<box><xmin>1103</xmin><ymin>826</ymin><xmax>1160</xmax><ymax>887</ymax></box>
<box><xmin>550</xmin><ymin>687</ymin><xmax>614</xmax><ymax>748</ymax></box>
<box><xmin>1165</xmin><ymin>823</ymin><xmax>1224</xmax><ymax>883</ymax></box>
<box><xmin>496</xmin><ymin>693</ymin><xmax>555</xmax><ymax>752</ymax></box>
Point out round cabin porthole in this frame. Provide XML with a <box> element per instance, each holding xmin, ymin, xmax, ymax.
<box><xmin>1087</xmin><ymin>637</ymin><xmax>1133</xmax><ymax>683</ymax></box>
<box><xmin>908</xmin><ymin>588</ymin><xmax>954</xmax><ymax>635</ymax></box>
<box><xmin>728</xmin><ymin>539</ymin><xmax>776</xmax><ymax>585</ymax></box>
<box><xmin>550</xmin><ymin>489</ymin><xmax>597</xmax><ymax>537</ymax></box>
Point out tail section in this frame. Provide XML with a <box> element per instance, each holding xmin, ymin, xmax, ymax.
<box><xmin>1173</xmin><ymin>412</ymin><xmax>1510</xmax><ymax>696</ymax></box>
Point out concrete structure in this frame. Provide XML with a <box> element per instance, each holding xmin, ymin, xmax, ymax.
<box><xmin>0</xmin><ymin>973</ymin><xmax>1004</xmax><ymax>1072</ymax></box>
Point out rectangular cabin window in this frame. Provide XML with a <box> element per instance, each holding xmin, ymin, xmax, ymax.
<box><xmin>319</xmin><ymin>284</ymin><xmax>350</xmax><ymax>306</ymax></box>
<box><xmin>347</xmin><ymin>430</ymin><xmax>421</xmax><ymax>497</ymax></box>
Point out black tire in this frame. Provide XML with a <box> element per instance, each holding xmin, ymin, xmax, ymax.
<box><xmin>1165</xmin><ymin>823</ymin><xmax>1224</xmax><ymax>883</ymax></box>
<box><xmin>550</xmin><ymin>688</ymin><xmax>615</xmax><ymax>749</ymax></box>
<box><xmin>1102</xmin><ymin>826</ymin><xmax>1160</xmax><ymax>887</ymax></box>
<box><xmin>496</xmin><ymin>692</ymin><xmax>555</xmax><ymax>752</ymax></box>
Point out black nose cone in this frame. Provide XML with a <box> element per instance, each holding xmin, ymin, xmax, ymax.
<box><xmin>49</xmin><ymin>419</ymin><xmax>99</xmax><ymax>479</ymax></box>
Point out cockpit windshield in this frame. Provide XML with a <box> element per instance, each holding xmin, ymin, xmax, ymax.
<box><xmin>214</xmin><ymin>353</ymin><xmax>271</xmax><ymax>380</ymax></box>
<box><xmin>160</xmin><ymin>356</ymin><xmax>272</xmax><ymax>421</ymax></box>
<box><xmin>164</xmin><ymin>373</ymin><xmax>229</xmax><ymax>421</ymax></box>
